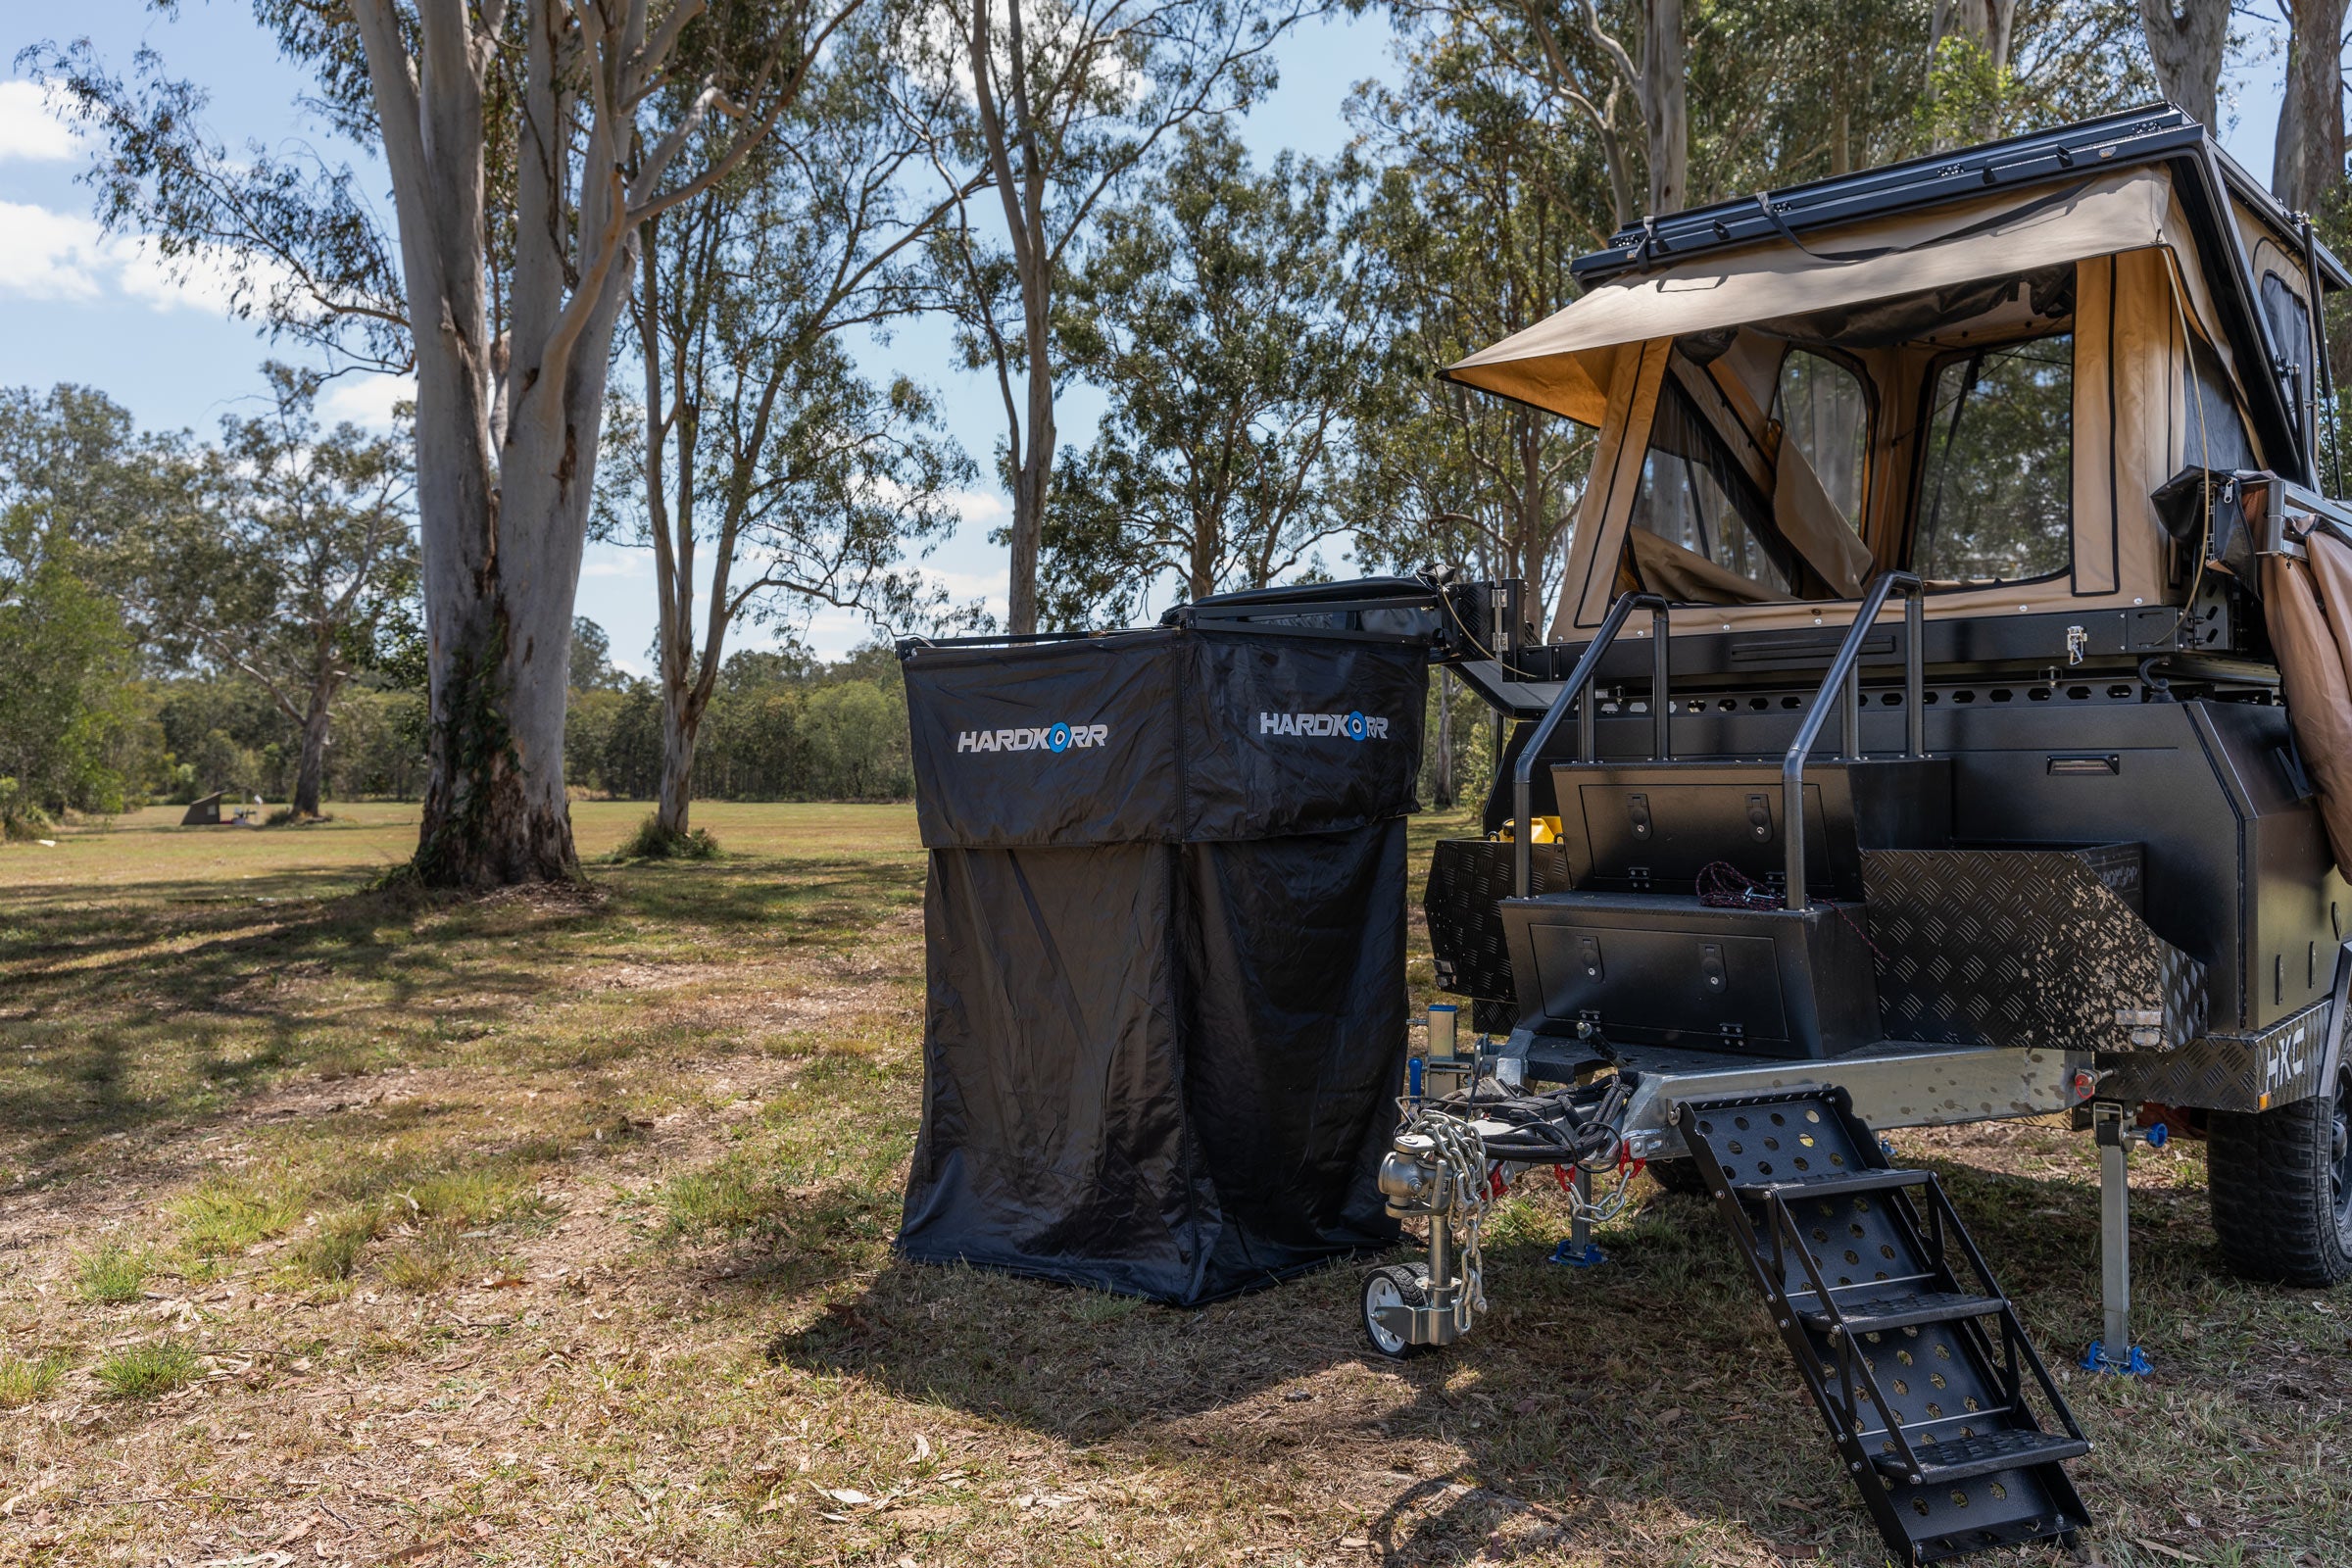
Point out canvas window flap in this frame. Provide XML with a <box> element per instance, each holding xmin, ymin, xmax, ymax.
<box><xmin>2268</xmin><ymin>537</ymin><xmax>2352</xmax><ymax>873</ymax></box>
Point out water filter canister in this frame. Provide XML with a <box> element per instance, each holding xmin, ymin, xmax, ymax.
<box><xmin>1428</xmin><ymin>1003</ymin><xmax>1458</xmax><ymax>1062</ymax></box>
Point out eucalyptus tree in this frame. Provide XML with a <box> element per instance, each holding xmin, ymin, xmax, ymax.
<box><xmin>2274</xmin><ymin>0</ymin><xmax>2349</xmax><ymax>212</ymax></box>
<box><xmin>0</xmin><ymin>385</ymin><xmax>167</xmax><ymax>824</ymax></box>
<box><xmin>1344</xmin><ymin>26</ymin><xmax>1605</xmax><ymax>637</ymax></box>
<box><xmin>1041</xmin><ymin>124</ymin><xmax>1366</xmax><ymax>626</ymax></box>
<box><xmin>606</xmin><ymin>6</ymin><xmax>976</xmax><ymax>848</ymax></box>
<box><xmin>906</xmin><ymin>0</ymin><xmax>1316</xmax><ymax>635</ymax></box>
<box><xmin>134</xmin><ymin>365</ymin><xmax>417</xmax><ymax>820</ymax></box>
<box><xmin>2135</xmin><ymin>0</ymin><xmax>2228</xmax><ymax>128</ymax></box>
<box><xmin>35</xmin><ymin>0</ymin><xmax>864</xmax><ymax>886</ymax></box>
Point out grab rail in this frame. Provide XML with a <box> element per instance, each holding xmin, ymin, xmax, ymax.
<box><xmin>1781</xmin><ymin>571</ymin><xmax>1927</xmax><ymax>908</ymax></box>
<box><xmin>1511</xmin><ymin>593</ymin><xmax>1671</xmax><ymax>899</ymax></box>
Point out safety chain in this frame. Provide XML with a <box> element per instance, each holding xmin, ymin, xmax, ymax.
<box><xmin>1406</xmin><ymin>1104</ymin><xmax>1492</xmax><ymax>1315</ymax></box>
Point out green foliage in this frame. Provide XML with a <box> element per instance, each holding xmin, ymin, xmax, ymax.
<box><xmin>94</xmin><ymin>1339</ymin><xmax>202</xmax><ymax>1399</ymax></box>
<box><xmin>569</xmin><ymin>617</ymin><xmax>626</xmax><ymax>692</ymax></box>
<box><xmin>568</xmin><ymin>648</ymin><xmax>912</xmax><ymax>803</ymax></box>
<box><xmin>133</xmin><ymin>363</ymin><xmax>417</xmax><ymax>816</ymax></box>
<box><xmin>140</xmin><ymin>676</ymin><xmax>422</xmax><ymax>804</ymax></box>
<box><xmin>1045</xmin><ymin>123</ymin><xmax>1365</xmax><ymax>625</ymax></box>
<box><xmin>612</xmin><ymin>813</ymin><xmax>721</xmax><ymax>861</ymax></box>
<box><xmin>0</xmin><ymin>1350</ymin><xmax>67</xmax><ymax>1408</ymax></box>
<box><xmin>0</xmin><ymin>555</ymin><xmax>142</xmax><ymax>821</ymax></box>
<box><xmin>74</xmin><ymin>1242</ymin><xmax>148</xmax><ymax>1304</ymax></box>
<box><xmin>288</xmin><ymin>1206</ymin><xmax>381</xmax><ymax>1283</ymax></box>
<box><xmin>0</xmin><ymin>779</ymin><xmax>54</xmax><ymax>842</ymax></box>
<box><xmin>402</xmin><ymin>1166</ymin><xmax>550</xmax><ymax>1228</ymax></box>
<box><xmin>1344</xmin><ymin>26</ymin><xmax>1597</xmax><ymax>626</ymax></box>
<box><xmin>0</xmin><ymin>384</ymin><xmax>160</xmax><ymax>819</ymax></box>
<box><xmin>172</xmin><ymin>1175</ymin><xmax>304</xmax><ymax>1256</ymax></box>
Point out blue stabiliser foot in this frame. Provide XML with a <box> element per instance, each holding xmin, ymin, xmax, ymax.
<box><xmin>2081</xmin><ymin>1340</ymin><xmax>2153</xmax><ymax>1377</ymax></box>
<box><xmin>1548</xmin><ymin>1239</ymin><xmax>1607</xmax><ymax>1268</ymax></box>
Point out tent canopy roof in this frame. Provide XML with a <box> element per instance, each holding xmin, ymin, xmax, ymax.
<box><xmin>1444</xmin><ymin>171</ymin><xmax>2168</xmax><ymax>422</ymax></box>
<box><xmin>1443</xmin><ymin>104</ymin><xmax>2323</xmax><ymax>484</ymax></box>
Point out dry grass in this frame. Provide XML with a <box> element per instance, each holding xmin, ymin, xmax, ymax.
<box><xmin>0</xmin><ymin>801</ymin><xmax>2344</xmax><ymax>1565</ymax></box>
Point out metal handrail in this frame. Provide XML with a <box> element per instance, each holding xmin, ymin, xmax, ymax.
<box><xmin>1781</xmin><ymin>571</ymin><xmax>1927</xmax><ymax>908</ymax></box>
<box><xmin>1511</xmin><ymin>592</ymin><xmax>1671</xmax><ymax>899</ymax></box>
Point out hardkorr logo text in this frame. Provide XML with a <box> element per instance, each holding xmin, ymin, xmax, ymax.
<box><xmin>956</xmin><ymin>721</ymin><xmax>1109</xmax><ymax>754</ymax></box>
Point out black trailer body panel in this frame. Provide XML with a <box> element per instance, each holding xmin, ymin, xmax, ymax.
<box><xmin>1500</xmin><ymin>892</ymin><xmax>1880</xmax><ymax>1056</ymax></box>
<box><xmin>1435</xmin><ymin>689</ymin><xmax>2347</xmax><ymax>1100</ymax></box>
<box><xmin>1426</xmin><ymin>839</ymin><xmax>1573</xmax><ymax>1035</ymax></box>
<box><xmin>1549</xmin><ymin>757</ymin><xmax>1951</xmax><ymax>900</ymax></box>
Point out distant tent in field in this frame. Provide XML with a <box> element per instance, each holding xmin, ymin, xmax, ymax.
<box><xmin>180</xmin><ymin>792</ymin><xmax>224</xmax><ymax>826</ymax></box>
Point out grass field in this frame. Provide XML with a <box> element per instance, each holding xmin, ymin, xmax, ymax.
<box><xmin>0</xmin><ymin>801</ymin><xmax>2344</xmax><ymax>1566</ymax></box>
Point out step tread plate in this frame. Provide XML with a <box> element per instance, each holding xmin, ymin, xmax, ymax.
<box><xmin>1795</xmin><ymin>1289</ymin><xmax>2008</xmax><ymax>1334</ymax></box>
<box><xmin>1734</xmin><ymin>1166</ymin><xmax>1936</xmax><ymax>1200</ymax></box>
<box><xmin>1871</xmin><ymin>1427</ymin><xmax>2089</xmax><ymax>1484</ymax></box>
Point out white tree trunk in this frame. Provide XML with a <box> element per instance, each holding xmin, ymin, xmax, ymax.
<box><xmin>1642</xmin><ymin>0</ymin><xmax>1687</xmax><ymax>216</ymax></box>
<box><xmin>2136</xmin><ymin>0</ymin><xmax>2230</xmax><ymax>130</ymax></box>
<box><xmin>352</xmin><ymin>0</ymin><xmax>804</xmax><ymax>885</ymax></box>
<box><xmin>2275</xmin><ymin>0</ymin><xmax>2351</xmax><ymax>212</ymax></box>
<box><xmin>657</xmin><ymin>693</ymin><xmax>702</xmax><ymax>839</ymax></box>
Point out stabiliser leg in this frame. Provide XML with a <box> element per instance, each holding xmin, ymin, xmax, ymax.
<box><xmin>1549</xmin><ymin>1163</ymin><xmax>1607</xmax><ymax>1267</ymax></box>
<box><xmin>2082</xmin><ymin>1099</ymin><xmax>2160</xmax><ymax>1377</ymax></box>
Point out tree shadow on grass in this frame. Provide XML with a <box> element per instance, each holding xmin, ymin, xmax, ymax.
<box><xmin>749</xmin><ymin>1152</ymin><xmax>2310</xmax><ymax>1566</ymax></box>
<box><xmin>0</xmin><ymin>853</ymin><xmax>922</xmax><ymax>1184</ymax></box>
<box><xmin>753</xmin><ymin>1190</ymin><xmax>1929</xmax><ymax>1564</ymax></box>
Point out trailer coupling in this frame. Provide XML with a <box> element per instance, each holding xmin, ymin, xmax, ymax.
<box><xmin>1360</xmin><ymin>1074</ymin><xmax>1635</xmax><ymax>1357</ymax></box>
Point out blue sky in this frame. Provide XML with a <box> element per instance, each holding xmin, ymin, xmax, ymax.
<box><xmin>0</xmin><ymin>6</ymin><xmax>2293</xmax><ymax>668</ymax></box>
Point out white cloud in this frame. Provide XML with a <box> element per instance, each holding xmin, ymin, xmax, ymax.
<box><xmin>0</xmin><ymin>80</ymin><xmax>81</xmax><ymax>164</ymax></box>
<box><xmin>943</xmin><ymin>488</ymin><xmax>1009</xmax><ymax>524</ymax></box>
<box><xmin>920</xmin><ymin>566</ymin><xmax>1006</xmax><ymax>603</ymax></box>
<box><xmin>111</xmin><ymin>234</ymin><xmax>300</xmax><ymax>318</ymax></box>
<box><xmin>0</xmin><ymin>199</ymin><xmax>303</xmax><ymax>321</ymax></box>
<box><xmin>319</xmin><ymin>371</ymin><xmax>415</xmax><ymax>430</ymax></box>
<box><xmin>582</xmin><ymin>558</ymin><xmax>642</xmax><ymax>579</ymax></box>
<box><xmin>0</xmin><ymin>201</ymin><xmax>109</xmax><ymax>299</ymax></box>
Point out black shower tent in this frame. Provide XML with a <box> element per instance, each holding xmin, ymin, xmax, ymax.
<box><xmin>896</xmin><ymin>623</ymin><xmax>1428</xmax><ymax>1304</ymax></box>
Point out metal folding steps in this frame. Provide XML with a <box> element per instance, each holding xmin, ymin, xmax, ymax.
<box><xmin>1678</xmin><ymin>1088</ymin><xmax>2089</xmax><ymax>1564</ymax></box>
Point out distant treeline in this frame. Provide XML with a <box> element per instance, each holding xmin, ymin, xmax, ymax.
<box><xmin>125</xmin><ymin>633</ymin><xmax>912</xmax><ymax>808</ymax></box>
<box><xmin>564</xmin><ymin>641</ymin><xmax>912</xmax><ymax>804</ymax></box>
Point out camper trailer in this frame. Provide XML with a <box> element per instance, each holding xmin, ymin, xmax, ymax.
<box><xmin>1184</xmin><ymin>103</ymin><xmax>2352</xmax><ymax>1563</ymax></box>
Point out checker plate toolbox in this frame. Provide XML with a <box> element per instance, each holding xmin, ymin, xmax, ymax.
<box><xmin>1680</xmin><ymin>1090</ymin><xmax>2090</xmax><ymax>1564</ymax></box>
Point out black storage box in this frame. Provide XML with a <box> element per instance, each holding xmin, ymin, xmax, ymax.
<box><xmin>896</xmin><ymin>625</ymin><xmax>1428</xmax><ymax>1304</ymax></box>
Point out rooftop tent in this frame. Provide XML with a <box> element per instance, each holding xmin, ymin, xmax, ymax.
<box><xmin>1438</xmin><ymin>161</ymin><xmax>2277</xmax><ymax>637</ymax></box>
<box><xmin>895</xmin><ymin>624</ymin><xmax>1428</xmax><ymax>1305</ymax></box>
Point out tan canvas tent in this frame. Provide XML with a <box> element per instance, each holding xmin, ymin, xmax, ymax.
<box><xmin>1438</xmin><ymin>163</ymin><xmax>2283</xmax><ymax>639</ymax></box>
<box><xmin>2268</xmin><ymin>539</ymin><xmax>2352</xmax><ymax>866</ymax></box>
